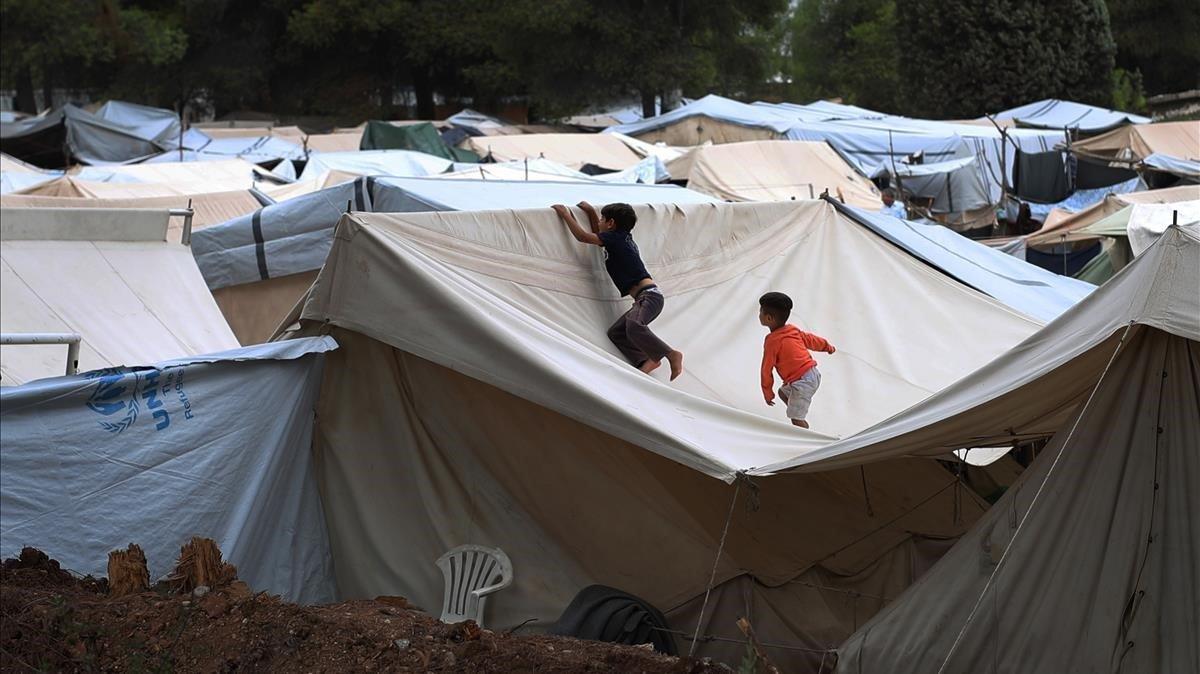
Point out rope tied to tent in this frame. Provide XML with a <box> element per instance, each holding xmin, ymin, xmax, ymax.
<box><xmin>936</xmin><ymin>321</ymin><xmax>1137</xmax><ymax>673</ymax></box>
<box><xmin>687</xmin><ymin>472</ymin><xmax>744</xmax><ymax>657</ymax></box>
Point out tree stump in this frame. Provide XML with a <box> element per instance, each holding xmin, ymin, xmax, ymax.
<box><xmin>107</xmin><ymin>544</ymin><xmax>150</xmax><ymax>598</ymax></box>
<box><xmin>166</xmin><ymin>537</ymin><xmax>238</xmax><ymax>593</ymax></box>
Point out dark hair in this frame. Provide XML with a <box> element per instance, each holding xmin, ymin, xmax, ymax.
<box><xmin>759</xmin><ymin>292</ymin><xmax>793</xmax><ymax>322</ymax></box>
<box><xmin>601</xmin><ymin>202</ymin><xmax>637</xmax><ymax>232</ymax></box>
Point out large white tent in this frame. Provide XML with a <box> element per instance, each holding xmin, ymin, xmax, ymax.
<box><xmin>269</xmin><ymin>200</ymin><xmax>1043</xmax><ymax>668</ymax></box>
<box><xmin>0</xmin><ymin>207</ymin><xmax>239</xmax><ymax>385</ymax></box>
<box><xmin>821</xmin><ymin>224</ymin><xmax>1199</xmax><ymax>673</ymax></box>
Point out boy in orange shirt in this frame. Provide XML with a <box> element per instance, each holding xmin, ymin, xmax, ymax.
<box><xmin>759</xmin><ymin>292</ymin><xmax>835</xmax><ymax>428</ymax></box>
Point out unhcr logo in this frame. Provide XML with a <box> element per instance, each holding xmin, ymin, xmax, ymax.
<box><xmin>84</xmin><ymin>368</ymin><xmax>194</xmax><ymax>434</ymax></box>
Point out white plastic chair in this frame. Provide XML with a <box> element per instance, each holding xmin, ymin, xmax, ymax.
<box><xmin>436</xmin><ymin>544</ymin><xmax>513</xmax><ymax>627</ymax></box>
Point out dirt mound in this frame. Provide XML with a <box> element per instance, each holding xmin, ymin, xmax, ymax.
<box><xmin>0</xmin><ymin>547</ymin><xmax>729</xmax><ymax>673</ymax></box>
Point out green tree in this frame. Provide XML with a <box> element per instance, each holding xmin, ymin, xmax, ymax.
<box><xmin>899</xmin><ymin>0</ymin><xmax>1117</xmax><ymax>119</ymax></box>
<box><xmin>784</xmin><ymin>0</ymin><xmax>900</xmax><ymax>110</ymax></box>
<box><xmin>0</xmin><ymin>0</ymin><xmax>184</xmax><ymax>112</ymax></box>
<box><xmin>1106</xmin><ymin>0</ymin><xmax>1200</xmax><ymax>96</ymax></box>
<box><xmin>487</xmin><ymin>0</ymin><xmax>788</xmax><ymax>119</ymax></box>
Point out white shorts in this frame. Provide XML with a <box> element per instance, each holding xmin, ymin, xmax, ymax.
<box><xmin>780</xmin><ymin>368</ymin><xmax>821</xmax><ymax>422</ymax></box>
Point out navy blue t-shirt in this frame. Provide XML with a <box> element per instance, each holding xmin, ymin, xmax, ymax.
<box><xmin>598</xmin><ymin>231</ymin><xmax>651</xmax><ymax>296</ymax></box>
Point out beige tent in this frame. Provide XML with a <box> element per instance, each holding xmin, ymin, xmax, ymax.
<box><xmin>460</xmin><ymin>133</ymin><xmax>645</xmax><ymax>170</ymax></box>
<box><xmin>277</xmin><ymin>200</ymin><xmax>1041</xmax><ymax>669</ymax></box>
<box><xmin>1027</xmin><ymin>184</ymin><xmax>1200</xmax><ymax>246</ymax></box>
<box><xmin>14</xmin><ymin>159</ymin><xmax>275</xmax><ymax>199</ymax></box>
<box><xmin>684</xmin><ymin>141</ymin><xmax>881</xmax><ymax>208</ymax></box>
<box><xmin>789</xmin><ymin>225</ymin><xmax>1200</xmax><ymax>673</ymax></box>
<box><xmin>1070</xmin><ymin>120</ymin><xmax>1200</xmax><ymax>163</ymax></box>
<box><xmin>0</xmin><ymin>207</ymin><xmax>238</xmax><ymax>385</ymax></box>
<box><xmin>0</xmin><ymin>190</ymin><xmax>263</xmax><ymax>230</ymax></box>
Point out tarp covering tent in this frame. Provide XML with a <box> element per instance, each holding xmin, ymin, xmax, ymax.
<box><xmin>0</xmin><ymin>207</ymin><xmax>239</xmax><ymax>386</ymax></box>
<box><xmin>1069</xmin><ymin>120</ymin><xmax>1200</xmax><ymax>163</ymax></box>
<box><xmin>0</xmin><ymin>337</ymin><xmax>338</xmax><ymax>603</ymax></box>
<box><xmin>812</xmin><ymin>225</ymin><xmax>1200</xmax><ymax>673</ymax></box>
<box><xmin>1026</xmin><ymin>184</ymin><xmax>1200</xmax><ymax>246</ymax></box>
<box><xmin>275</xmin><ymin>200</ymin><xmax>1041</xmax><ymax>668</ymax></box>
<box><xmin>461</xmin><ymin>133</ymin><xmax>645</xmax><ymax>171</ymax></box>
<box><xmin>682</xmin><ymin>140</ymin><xmax>881</xmax><ymax>208</ymax></box>
<box><xmin>605</xmin><ymin>95</ymin><xmax>797</xmax><ymax>144</ymax></box>
<box><xmin>297</xmin><ymin>150</ymin><xmax>454</xmax><ymax>183</ymax></box>
<box><xmin>439</xmin><ymin>158</ymin><xmax>593</xmax><ymax>182</ymax></box>
<box><xmin>873</xmin><ymin>155</ymin><xmax>993</xmax><ymax>216</ymax></box>
<box><xmin>359</xmin><ymin>120</ymin><xmax>479</xmax><ymax>162</ymax></box>
<box><xmin>991</xmin><ymin>98</ymin><xmax>1151</xmax><ymax>133</ymax></box>
<box><xmin>1141</xmin><ymin>153</ymin><xmax>1200</xmax><ymax>182</ymax></box>
<box><xmin>0</xmin><ymin>103</ymin><xmax>182</xmax><ymax>168</ymax></box>
<box><xmin>142</xmin><ymin>133</ymin><xmax>308</xmax><ymax>167</ymax></box>
<box><xmin>0</xmin><ymin>190</ymin><xmax>265</xmax><ymax>230</ymax></box>
<box><xmin>13</xmin><ymin>159</ymin><xmax>282</xmax><ymax>199</ymax></box>
<box><xmin>192</xmin><ymin>178</ymin><xmax>720</xmax><ymax>344</ymax></box>
<box><xmin>835</xmin><ymin>201</ymin><xmax>1094</xmax><ymax>323</ymax></box>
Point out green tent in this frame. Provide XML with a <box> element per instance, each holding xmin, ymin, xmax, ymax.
<box><xmin>1072</xmin><ymin>206</ymin><xmax>1136</xmax><ymax>284</ymax></box>
<box><xmin>360</xmin><ymin>121</ymin><xmax>479</xmax><ymax>162</ymax></box>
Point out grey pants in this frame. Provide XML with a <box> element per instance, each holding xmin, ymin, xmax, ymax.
<box><xmin>607</xmin><ymin>287</ymin><xmax>672</xmax><ymax>366</ymax></box>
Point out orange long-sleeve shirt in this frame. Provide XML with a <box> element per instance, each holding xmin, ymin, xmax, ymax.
<box><xmin>761</xmin><ymin>324</ymin><xmax>835</xmax><ymax>402</ymax></box>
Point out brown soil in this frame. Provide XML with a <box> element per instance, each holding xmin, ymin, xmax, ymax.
<box><xmin>0</xmin><ymin>548</ymin><xmax>729</xmax><ymax>673</ymax></box>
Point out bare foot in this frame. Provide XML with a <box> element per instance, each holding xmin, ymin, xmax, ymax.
<box><xmin>792</xmin><ymin>419</ymin><xmax>809</xmax><ymax>429</ymax></box>
<box><xmin>639</xmin><ymin>359</ymin><xmax>661</xmax><ymax>374</ymax></box>
<box><xmin>667</xmin><ymin>350</ymin><xmax>684</xmax><ymax>381</ymax></box>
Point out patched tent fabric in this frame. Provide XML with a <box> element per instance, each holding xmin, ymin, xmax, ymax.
<box><xmin>192</xmin><ymin>178</ymin><xmax>720</xmax><ymax>344</ymax></box>
<box><xmin>276</xmin><ymin>200</ymin><xmax>1041</xmax><ymax>669</ymax></box>
<box><xmin>359</xmin><ymin>120</ymin><xmax>479</xmax><ymax>162</ymax></box>
<box><xmin>0</xmin><ymin>207</ymin><xmax>239</xmax><ymax>386</ymax></box>
<box><xmin>1070</xmin><ymin>120</ymin><xmax>1200</xmax><ymax>163</ymax></box>
<box><xmin>835</xmin><ymin>201</ymin><xmax>1093</xmax><ymax>323</ymax></box>
<box><xmin>683</xmin><ymin>140</ymin><xmax>881</xmax><ymax>208</ymax></box>
<box><xmin>992</xmin><ymin>99</ymin><xmax>1150</xmax><ymax>133</ymax></box>
<box><xmin>0</xmin><ymin>337</ymin><xmax>338</xmax><ymax>603</ymax></box>
<box><xmin>827</xmin><ymin>226</ymin><xmax>1199</xmax><ymax>674</ymax></box>
<box><xmin>461</xmin><ymin>133</ymin><xmax>645</xmax><ymax>171</ymax></box>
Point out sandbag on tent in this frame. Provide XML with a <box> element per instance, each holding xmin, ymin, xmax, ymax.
<box><xmin>0</xmin><ymin>337</ymin><xmax>338</xmax><ymax>604</ymax></box>
<box><xmin>682</xmin><ymin>140</ymin><xmax>881</xmax><ymax>208</ymax></box>
<box><xmin>820</xmin><ymin>225</ymin><xmax>1200</xmax><ymax>674</ymax></box>
<box><xmin>275</xmin><ymin>200</ymin><xmax>1041</xmax><ymax>669</ymax></box>
<box><xmin>359</xmin><ymin>120</ymin><xmax>479</xmax><ymax>162</ymax></box>
<box><xmin>192</xmin><ymin>178</ymin><xmax>719</xmax><ymax>344</ymax></box>
<box><xmin>0</xmin><ymin>207</ymin><xmax>238</xmax><ymax>386</ymax></box>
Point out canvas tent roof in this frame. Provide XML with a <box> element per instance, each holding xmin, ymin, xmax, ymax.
<box><xmin>0</xmin><ymin>337</ymin><xmax>337</xmax><ymax>603</ymax></box>
<box><xmin>0</xmin><ymin>103</ymin><xmax>183</xmax><ymax>168</ymax></box>
<box><xmin>873</xmin><ymin>155</ymin><xmax>993</xmax><ymax>214</ymax></box>
<box><xmin>991</xmin><ymin>98</ymin><xmax>1150</xmax><ymax>133</ymax></box>
<box><xmin>297</xmin><ymin>150</ymin><xmax>454</xmax><ymax>183</ymax></box>
<box><xmin>758</xmin><ymin>222</ymin><xmax>1199</xmax><ymax>475</ymax></box>
<box><xmin>1070</xmin><ymin>120</ymin><xmax>1200</xmax><ymax>163</ymax></box>
<box><xmin>460</xmin><ymin>133</ymin><xmax>645</xmax><ymax>171</ymax></box>
<box><xmin>605</xmin><ymin>95</ymin><xmax>798</xmax><ymax>143</ymax></box>
<box><xmin>1142</xmin><ymin>153</ymin><xmax>1200</xmax><ymax>180</ymax></box>
<box><xmin>359</xmin><ymin>120</ymin><xmax>478</xmax><ymax>162</ymax></box>
<box><xmin>829</xmin><ymin>225</ymin><xmax>1199</xmax><ymax>673</ymax></box>
<box><xmin>835</xmin><ymin>201</ymin><xmax>1094</xmax><ymax>323</ymax></box>
<box><xmin>0</xmin><ymin>189</ymin><xmax>265</xmax><ymax>231</ymax></box>
<box><xmin>273</xmin><ymin>200</ymin><xmax>1041</xmax><ymax>668</ymax></box>
<box><xmin>1026</xmin><ymin>184</ymin><xmax>1200</xmax><ymax>246</ymax></box>
<box><xmin>0</xmin><ymin>207</ymin><xmax>239</xmax><ymax>385</ymax></box>
<box><xmin>193</xmin><ymin>178</ymin><xmax>720</xmax><ymax>344</ymax></box>
<box><xmin>682</xmin><ymin>140</ymin><xmax>881</xmax><ymax>208</ymax></box>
